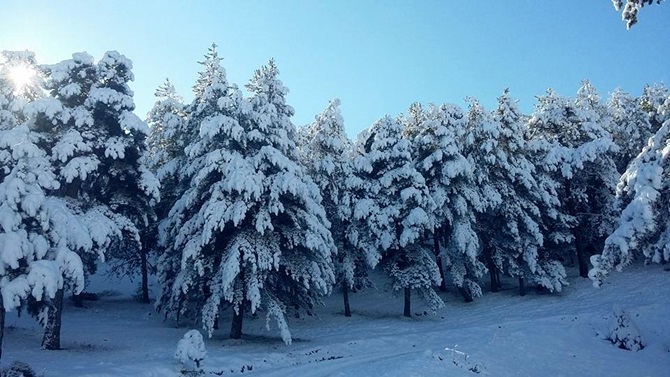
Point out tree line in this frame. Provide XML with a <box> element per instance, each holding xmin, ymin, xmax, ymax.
<box><xmin>1</xmin><ymin>45</ymin><xmax>668</xmax><ymax>357</ymax></box>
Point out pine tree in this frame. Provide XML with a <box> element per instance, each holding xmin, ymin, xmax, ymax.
<box><xmin>527</xmin><ymin>84</ymin><xmax>618</xmax><ymax>278</ymax></box>
<box><xmin>590</xmin><ymin>94</ymin><xmax>670</xmax><ymax>285</ymax></box>
<box><xmin>162</xmin><ymin>55</ymin><xmax>335</xmax><ymax>344</ymax></box>
<box><xmin>146</xmin><ymin>78</ymin><xmax>189</xmax><ymax>313</ymax></box>
<box><xmin>299</xmin><ymin>99</ymin><xmax>365</xmax><ymax>317</ymax></box>
<box><xmin>607</xmin><ymin>88</ymin><xmax>655</xmax><ymax>173</ymax></box>
<box><xmin>1</xmin><ymin>51</ymin><xmax>119</xmax><ymax>353</ymax></box>
<box><xmin>146</xmin><ymin>78</ymin><xmax>187</xmax><ymax>218</ymax></box>
<box><xmin>613</xmin><ymin>0</ymin><xmax>665</xmax><ymax>29</ymax></box>
<box><xmin>23</xmin><ymin>51</ymin><xmax>153</xmax><ymax>349</ymax></box>
<box><xmin>88</xmin><ymin>51</ymin><xmax>160</xmax><ymax>304</ymax></box>
<box><xmin>639</xmin><ymin>83</ymin><xmax>669</xmax><ymax>134</ymax></box>
<box><xmin>349</xmin><ymin>115</ymin><xmax>441</xmax><ymax>316</ymax></box>
<box><xmin>156</xmin><ymin>43</ymin><xmax>241</xmax><ymax>328</ymax></box>
<box><xmin>467</xmin><ymin>92</ymin><xmax>567</xmax><ymax>295</ymax></box>
<box><xmin>402</xmin><ymin>102</ymin><xmax>484</xmax><ymax>299</ymax></box>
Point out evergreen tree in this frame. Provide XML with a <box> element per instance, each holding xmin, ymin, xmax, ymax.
<box><xmin>527</xmin><ymin>84</ymin><xmax>618</xmax><ymax>278</ymax></box>
<box><xmin>402</xmin><ymin>102</ymin><xmax>484</xmax><ymax>300</ymax></box>
<box><xmin>467</xmin><ymin>92</ymin><xmax>567</xmax><ymax>295</ymax></box>
<box><xmin>1</xmin><ymin>51</ymin><xmax>119</xmax><ymax>353</ymax></box>
<box><xmin>607</xmin><ymin>88</ymin><xmax>655</xmax><ymax>173</ymax></box>
<box><xmin>162</xmin><ymin>55</ymin><xmax>335</xmax><ymax>344</ymax></box>
<box><xmin>156</xmin><ymin>43</ymin><xmax>242</xmax><ymax>328</ymax></box>
<box><xmin>591</xmin><ymin>94</ymin><xmax>670</xmax><ymax>285</ymax></box>
<box><xmin>24</xmin><ymin>51</ymin><xmax>155</xmax><ymax>349</ymax></box>
<box><xmin>146</xmin><ymin>78</ymin><xmax>188</xmax><ymax>219</ymax></box>
<box><xmin>639</xmin><ymin>83</ymin><xmax>669</xmax><ymax>133</ymax></box>
<box><xmin>146</xmin><ymin>78</ymin><xmax>188</xmax><ymax>313</ymax></box>
<box><xmin>613</xmin><ymin>0</ymin><xmax>665</xmax><ymax>29</ymax></box>
<box><xmin>349</xmin><ymin>115</ymin><xmax>441</xmax><ymax>317</ymax></box>
<box><xmin>89</xmin><ymin>51</ymin><xmax>160</xmax><ymax>304</ymax></box>
<box><xmin>299</xmin><ymin>99</ymin><xmax>366</xmax><ymax>317</ymax></box>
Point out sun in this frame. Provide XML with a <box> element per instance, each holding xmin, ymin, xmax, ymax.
<box><xmin>8</xmin><ymin>64</ymin><xmax>36</xmax><ymax>94</ymax></box>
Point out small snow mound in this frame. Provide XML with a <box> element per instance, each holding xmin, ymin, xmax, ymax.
<box><xmin>605</xmin><ymin>305</ymin><xmax>645</xmax><ymax>351</ymax></box>
<box><xmin>175</xmin><ymin>329</ymin><xmax>207</xmax><ymax>372</ymax></box>
<box><xmin>0</xmin><ymin>360</ymin><xmax>37</xmax><ymax>377</ymax></box>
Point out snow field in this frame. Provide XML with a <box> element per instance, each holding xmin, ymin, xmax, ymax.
<box><xmin>2</xmin><ymin>264</ymin><xmax>668</xmax><ymax>376</ymax></box>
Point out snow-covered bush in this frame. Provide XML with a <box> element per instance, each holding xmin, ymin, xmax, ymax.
<box><xmin>175</xmin><ymin>330</ymin><xmax>207</xmax><ymax>373</ymax></box>
<box><xmin>605</xmin><ymin>306</ymin><xmax>645</xmax><ymax>351</ymax></box>
<box><xmin>0</xmin><ymin>360</ymin><xmax>37</xmax><ymax>377</ymax></box>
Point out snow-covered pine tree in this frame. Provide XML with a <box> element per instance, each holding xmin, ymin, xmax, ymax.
<box><xmin>1</xmin><ymin>51</ymin><xmax>119</xmax><ymax>353</ymax></box>
<box><xmin>86</xmin><ymin>51</ymin><xmax>159</xmax><ymax>304</ymax></box>
<box><xmin>23</xmin><ymin>51</ymin><xmax>152</xmax><ymax>349</ymax></box>
<box><xmin>146</xmin><ymin>78</ymin><xmax>188</xmax><ymax>220</ymax></box>
<box><xmin>606</xmin><ymin>88</ymin><xmax>655</xmax><ymax>173</ymax></box>
<box><xmin>0</xmin><ymin>49</ymin><xmax>45</xmax><ymax>361</ymax></box>
<box><xmin>639</xmin><ymin>83</ymin><xmax>669</xmax><ymax>135</ymax></box>
<box><xmin>467</xmin><ymin>92</ymin><xmax>567</xmax><ymax>295</ymax></box>
<box><xmin>164</xmin><ymin>55</ymin><xmax>335</xmax><ymax>344</ymax></box>
<box><xmin>527</xmin><ymin>83</ymin><xmax>618</xmax><ymax>278</ymax></box>
<box><xmin>155</xmin><ymin>45</ymin><xmax>229</xmax><ymax>324</ymax></box>
<box><xmin>524</xmin><ymin>97</ymin><xmax>576</xmax><ymax>279</ymax></box>
<box><xmin>146</xmin><ymin>79</ymin><xmax>190</xmax><ymax>314</ymax></box>
<box><xmin>402</xmin><ymin>102</ymin><xmax>485</xmax><ymax>300</ymax></box>
<box><xmin>349</xmin><ymin>115</ymin><xmax>441</xmax><ymax>316</ymax></box>
<box><xmin>157</xmin><ymin>44</ymin><xmax>253</xmax><ymax>328</ymax></box>
<box><xmin>590</xmin><ymin>94</ymin><xmax>670</xmax><ymax>286</ymax></box>
<box><xmin>613</xmin><ymin>0</ymin><xmax>665</xmax><ymax>29</ymax></box>
<box><xmin>299</xmin><ymin>99</ymin><xmax>365</xmax><ymax>317</ymax></box>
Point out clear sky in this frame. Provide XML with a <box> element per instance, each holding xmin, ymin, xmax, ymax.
<box><xmin>1</xmin><ymin>0</ymin><xmax>669</xmax><ymax>137</ymax></box>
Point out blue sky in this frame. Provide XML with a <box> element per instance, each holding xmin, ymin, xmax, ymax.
<box><xmin>1</xmin><ymin>0</ymin><xmax>669</xmax><ymax>137</ymax></box>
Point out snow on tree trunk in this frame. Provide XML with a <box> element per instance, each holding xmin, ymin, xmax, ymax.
<box><xmin>41</xmin><ymin>288</ymin><xmax>64</xmax><ymax>350</ymax></box>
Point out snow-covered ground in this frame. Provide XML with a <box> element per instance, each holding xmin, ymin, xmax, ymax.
<box><xmin>3</xmin><ymin>264</ymin><xmax>669</xmax><ymax>376</ymax></box>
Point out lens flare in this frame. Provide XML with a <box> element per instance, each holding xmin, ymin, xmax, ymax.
<box><xmin>8</xmin><ymin>64</ymin><xmax>36</xmax><ymax>94</ymax></box>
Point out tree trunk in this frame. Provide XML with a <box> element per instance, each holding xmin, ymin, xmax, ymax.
<box><xmin>485</xmin><ymin>248</ymin><xmax>500</xmax><ymax>293</ymax></box>
<box><xmin>1</xmin><ymin>295</ymin><xmax>5</xmax><ymax>361</ymax></box>
<box><xmin>575</xmin><ymin>236</ymin><xmax>590</xmax><ymax>278</ymax></box>
<box><xmin>458</xmin><ymin>286</ymin><xmax>474</xmax><ymax>303</ymax></box>
<box><xmin>140</xmin><ymin>247</ymin><xmax>150</xmax><ymax>304</ymax></box>
<box><xmin>434</xmin><ymin>232</ymin><xmax>447</xmax><ymax>292</ymax></box>
<box><xmin>519</xmin><ymin>276</ymin><xmax>526</xmax><ymax>297</ymax></box>
<box><xmin>72</xmin><ymin>291</ymin><xmax>84</xmax><ymax>308</ymax></box>
<box><xmin>343</xmin><ymin>281</ymin><xmax>352</xmax><ymax>317</ymax></box>
<box><xmin>42</xmin><ymin>288</ymin><xmax>64</xmax><ymax>350</ymax></box>
<box><xmin>230</xmin><ymin>303</ymin><xmax>244</xmax><ymax>339</ymax></box>
<box><xmin>403</xmin><ymin>287</ymin><xmax>411</xmax><ymax>318</ymax></box>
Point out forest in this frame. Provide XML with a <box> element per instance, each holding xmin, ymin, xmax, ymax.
<box><xmin>0</xmin><ymin>43</ymin><xmax>669</xmax><ymax>374</ymax></box>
